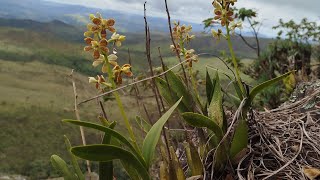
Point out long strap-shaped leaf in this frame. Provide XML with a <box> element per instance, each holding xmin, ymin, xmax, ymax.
<box><xmin>249</xmin><ymin>71</ymin><xmax>295</xmax><ymax>104</ymax></box>
<box><xmin>208</xmin><ymin>73</ymin><xmax>224</xmax><ymax>127</ymax></box>
<box><xmin>229</xmin><ymin>117</ymin><xmax>248</xmax><ymax>159</ymax></box>
<box><xmin>166</xmin><ymin>71</ymin><xmax>193</xmax><ymax>107</ymax></box>
<box><xmin>62</xmin><ymin>120</ymin><xmax>146</xmax><ymax>167</ymax></box>
<box><xmin>182</xmin><ymin>112</ymin><xmax>223</xmax><ymax>140</ymax></box>
<box><xmin>183</xmin><ymin>142</ymin><xmax>204</xmax><ymax>176</ymax></box>
<box><xmin>51</xmin><ymin>155</ymin><xmax>77</xmax><ymax>180</ymax></box>
<box><xmin>142</xmin><ymin>97</ymin><xmax>182</xmax><ymax>167</ymax></box>
<box><xmin>156</xmin><ymin>77</ymin><xmax>190</xmax><ymax>112</ymax></box>
<box><xmin>64</xmin><ymin>136</ymin><xmax>84</xmax><ymax>180</ymax></box>
<box><xmin>71</xmin><ymin>145</ymin><xmax>150</xmax><ymax>180</ymax></box>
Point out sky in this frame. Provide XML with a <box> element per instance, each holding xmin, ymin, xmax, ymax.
<box><xmin>46</xmin><ymin>0</ymin><xmax>320</xmax><ymax>36</ymax></box>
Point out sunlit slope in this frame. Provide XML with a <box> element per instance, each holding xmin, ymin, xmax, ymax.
<box><xmin>0</xmin><ymin>60</ymin><xmax>143</xmax><ymax>176</ymax></box>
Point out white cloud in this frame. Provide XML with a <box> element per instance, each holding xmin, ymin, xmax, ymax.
<box><xmin>46</xmin><ymin>0</ymin><xmax>320</xmax><ymax>36</ymax></box>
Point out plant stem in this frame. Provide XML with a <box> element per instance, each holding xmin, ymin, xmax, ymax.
<box><xmin>103</xmin><ymin>55</ymin><xmax>137</xmax><ymax>147</ymax></box>
<box><xmin>226</xmin><ymin>26</ymin><xmax>246</xmax><ymax>95</ymax></box>
<box><xmin>179</xmin><ymin>38</ymin><xmax>202</xmax><ymax>112</ymax></box>
<box><xmin>70</xmin><ymin>70</ymin><xmax>91</xmax><ymax>173</ymax></box>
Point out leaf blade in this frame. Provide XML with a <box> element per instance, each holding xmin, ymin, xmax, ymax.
<box><xmin>206</xmin><ymin>70</ymin><xmax>215</xmax><ymax>104</ymax></box>
<box><xmin>249</xmin><ymin>71</ymin><xmax>295</xmax><ymax>104</ymax></box>
<box><xmin>230</xmin><ymin>118</ymin><xmax>248</xmax><ymax>159</ymax></box>
<box><xmin>64</xmin><ymin>136</ymin><xmax>84</xmax><ymax>180</ymax></box>
<box><xmin>181</xmin><ymin>112</ymin><xmax>223</xmax><ymax>140</ymax></box>
<box><xmin>142</xmin><ymin>97</ymin><xmax>182</xmax><ymax>167</ymax></box>
<box><xmin>62</xmin><ymin>120</ymin><xmax>145</xmax><ymax>167</ymax></box>
<box><xmin>50</xmin><ymin>155</ymin><xmax>77</xmax><ymax>180</ymax></box>
<box><xmin>155</xmin><ymin>77</ymin><xmax>190</xmax><ymax>112</ymax></box>
<box><xmin>207</xmin><ymin>74</ymin><xmax>224</xmax><ymax>127</ymax></box>
<box><xmin>184</xmin><ymin>142</ymin><xmax>204</xmax><ymax>176</ymax></box>
<box><xmin>71</xmin><ymin>145</ymin><xmax>150</xmax><ymax>180</ymax></box>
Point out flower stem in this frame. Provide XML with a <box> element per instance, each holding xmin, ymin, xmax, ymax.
<box><xmin>180</xmin><ymin>39</ymin><xmax>202</xmax><ymax>110</ymax></box>
<box><xmin>226</xmin><ymin>26</ymin><xmax>245</xmax><ymax>95</ymax></box>
<box><xmin>103</xmin><ymin>55</ymin><xmax>137</xmax><ymax>146</ymax></box>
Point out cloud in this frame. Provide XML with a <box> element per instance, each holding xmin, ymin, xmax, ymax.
<box><xmin>46</xmin><ymin>0</ymin><xmax>320</xmax><ymax>36</ymax></box>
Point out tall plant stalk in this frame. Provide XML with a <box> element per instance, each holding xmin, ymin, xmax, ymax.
<box><xmin>103</xmin><ymin>55</ymin><xmax>137</xmax><ymax>147</ymax></box>
<box><xmin>226</xmin><ymin>25</ymin><xmax>246</xmax><ymax>95</ymax></box>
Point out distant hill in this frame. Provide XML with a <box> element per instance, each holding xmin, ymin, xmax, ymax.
<box><xmin>0</xmin><ymin>0</ymin><xmax>205</xmax><ymax>32</ymax></box>
<box><xmin>0</xmin><ymin>17</ymin><xmax>274</xmax><ymax>75</ymax></box>
<box><xmin>0</xmin><ymin>18</ymin><xmax>83</xmax><ymax>41</ymax></box>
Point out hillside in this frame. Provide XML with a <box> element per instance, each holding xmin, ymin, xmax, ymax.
<box><xmin>0</xmin><ymin>60</ymin><xmax>98</xmax><ymax>177</ymax></box>
<box><xmin>0</xmin><ymin>60</ymin><xmax>151</xmax><ymax>178</ymax></box>
<box><xmin>0</xmin><ymin>18</ymin><xmax>273</xmax><ymax>74</ymax></box>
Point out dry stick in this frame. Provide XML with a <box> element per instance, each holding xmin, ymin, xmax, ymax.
<box><xmin>144</xmin><ymin>2</ymin><xmax>162</xmax><ymax>116</ymax></box>
<box><xmin>238</xmin><ymin>33</ymin><xmax>257</xmax><ymax>50</ymax></box>
<box><xmin>128</xmin><ymin>48</ymin><xmax>153</xmax><ymax>123</ymax></box>
<box><xmin>99</xmin><ymin>101</ymin><xmax>108</xmax><ymax>120</ymax></box>
<box><xmin>158</xmin><ymin>46</ymin><xmax>189</xmax><ymax>143</ymax></box>
<box><xmin>238</xmin><ymin>18</ymin><xmax>261</xmax><ymax>58</ymax></box>
<box><xmin>158</xmin><ymin>47</ymin><xmax>172</xmax><ymax>119</ymax></box>
<box><xmin>144</xmin><ymin>2</ymin><xmax>172</xmax><ymax>161</ymax></box>
<box><xmin>149</xmin><ymin>26</ymin><xmax>166</xmax><ymax>113</ymax></box>
<box><xmin>262</xmin><ymin>124</ymin><xmax>303</xmax><ymax>180</ymax></box>
<box><xmin>248</xmin><ymin>18</ymin><xmax>261</xmax><ymax>58</ymax></box>
<box><xmin>249</xmin><ymin>103</ymin><xmax>317</xmax><ymax>180</ymax></box>
<box><xmin>158</xmin><ymin>47</ymin><xmax>176</xmax><ymax>161</ymax></box>
<box><xmin>164</xmin><ymin>0</ymin><xmax>189</xmax><ymax>87</ymax></box>
<box><xmin>78</xmin><ymin>58</ymin><xmax>188</xmax><ymax>105</ymax></box>
<box><xmin>70</xmin><ymin>69</ymin><xmax>91</xmax><ymax>173</ymax></box>
<box><xmin>158</xmin><ymin>47</ymin><xmax>189</xmax><ymax>130</ymax></box>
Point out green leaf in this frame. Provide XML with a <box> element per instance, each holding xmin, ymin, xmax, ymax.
<box><xmin>160</xmin><ymin>161</ymin><xmax>169</xmax><ymax>180</ymax></box>
<box><xmin>225</xmin><ymin>91</ymin><xmax>241</xmax><ymax>107</ymax></box>
<box><xmin>233</xmin><ymin>81</ymin><xmax>244</xmax><ymax>100</ymax></box>
<box><xmin>64</xmin><ymin>136</ymin><xmax>84</xmax><ymax>180</ymax></box>
<box><xmin>213</xmin><ymin>143</ymin><xmax>228</xmax><ymax>172</ymax></box>
<box><xmin>181</xmin><ymin>112</ymin><xmax>223</xmax><ymax>140</ymax></box>
<box><xmin>183</xmin><ymin>142</ymin><xmax>204</xmax><ymax>176</ymax></box>
<box><xmin>249</xmin><ymin>71</ymin><xmax>295</xmax><ymax>104</ymax></box>
<box><xmin>169</xmin><ymin>146</ymin><xmax>185</xmax><ymax>180</ymax></box>
<box><xmin>50</xmin><ymin>155</ymin><xmax>77</xmax><ymax>180</ymax></box>
<box><xmin>101</xmin><ymin>121</ymin><xmax>117</xmax><ymax>144</ymax></box>
<box><xmin>207</xmin><ymin>74</ymin><xmax>224</xmax><ymax>127</ymax></box>
<box><xmin>135</xmin><ymin>116</ymin><xmax>151</xmax><ymax>133</ymax></box>
<box><xmin>71</xmin><ymin>145</ymin><xmax>150</xmax><ymax>180</ymax></box>
<box><xmin>142</xmin><ymin>97</ymin><xmax>182</xmax><ymax>167</ymax></box>
<box><xmin>230</xmin><ymin>118</ymin><xmax>248</xmax><ymax>159</ymax></box>
<box><xmin>100</xmin><ymin>122</ymin><xmax>116</xmax><ymax>180</ymax></box>
<box><xmin>155</xmin><ymin>77</ymin><xmax>190</xmax><ymax>112</ymax></box>
<box><xmin>62</xmin><ymin>120</ymin><xmax>145</xmax><ymax>167</ymax></box>
<box><xmin>206</xmin><ymin>70</ymin><xmax>215</xmax><ymax>104</ymax></box>
<box><xmin>121</xmin><ymin>160</ymin><xmax>141</xmax><ymax>180</ymax></box>
<box><xmin>166</xmin><ymin>71</ymin><xmax>193</xmax><ymax>108</ymax></box>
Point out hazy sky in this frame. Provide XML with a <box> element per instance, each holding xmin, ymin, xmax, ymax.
<box><xmin>46</xmin><ymin>0</ymin><xmax>320</xmax><ymax>36</ymax></box>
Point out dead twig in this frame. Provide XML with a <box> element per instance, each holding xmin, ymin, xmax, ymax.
<box><xmin>70</xmin><ymin>69</ymin><xmax>91</xmax><ymax>173</ymax></box>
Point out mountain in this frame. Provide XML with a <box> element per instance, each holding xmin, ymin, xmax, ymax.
<box><xmin>0</xmin><ymin>18</ymin><xmax>83</xmax><ymax>41</ymax></box>
<box><xmin>0</xmin><ymin>17</ymin><xmax>273</xmax><ymax>75</ymax></box>
<box><xmin>0</xmin><ymin>0</ymin><xmax>205</xmax><ymax>32</ymax></box>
